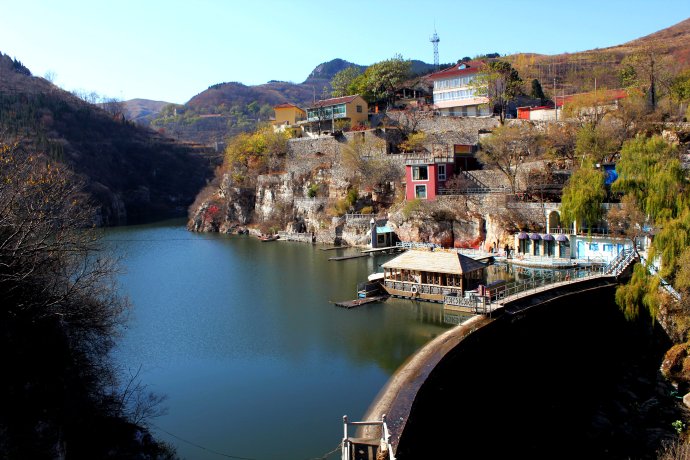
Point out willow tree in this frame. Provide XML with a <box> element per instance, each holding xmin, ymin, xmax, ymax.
<box><xmin>612</xmin><ymin>135</ymin><xmax>690</xmax><ymax>323</ymax></box>
<box><xmin>559</xmin><ymin>166</ymin><xmax>606</xmax><ymax>233</ymax></box>
<box><xmin>612</xmin><ymin>135</ymin><xmax>684</xmax><ymax>221</ymax></box>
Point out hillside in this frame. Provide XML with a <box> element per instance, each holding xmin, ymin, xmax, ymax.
<box><xmin>152</xmin><ymin>58</ymin><xmax>434</xmax><ymax>145</ymax></box>
<box><xmin>121</xmin><ymin>98</ymin><xmax>170</xmax><ymax>125</ymax></box>
<box><xmin>151</xmin><ymin>57</ymin><xmax>437</xmax><ymax>145</ymax></box>
<box><xmin>506</xmin><ymin>17</ymin><xmax>690</xmax><ymax>95</ymax></box>
<box><xmin>0</xmin><ymin>51</ymin><xmax>218</xmax><ymax>225</ymax></box>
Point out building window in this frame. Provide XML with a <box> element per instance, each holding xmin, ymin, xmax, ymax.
<box><xmin>415</xmin><ymin>184</ymin><xmax>427</xmax><ymax>199</ymax></box>
<box><xmin>356</xmin><ymin>105</ymin><xmax>362</xmax><ymax>113</ymax></box>
<box><xmin>412</xmin><ymin>165</ymin><xmax>428</xmax><ymax>181</ymax></box>
<box><xmin>438</xmin><ymin>164</ymin><xmax>446</xmax><ymax>181</ymax></box>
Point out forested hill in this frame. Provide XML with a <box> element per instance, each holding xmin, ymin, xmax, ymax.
<box><xmin>0</xmin><ymin>51</ymin><xmax>218</xmax><ymax>225</ymax></box>
<box><xmin>150</xmin><ymin>57</ymin><xmax>436</xmax><ymax>144</ymax></box>
<box><xmin>506</xmin><ymin>17</ymin><xmax>690</xmax><ymax>95</ymax></box>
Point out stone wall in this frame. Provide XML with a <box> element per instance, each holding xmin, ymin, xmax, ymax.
<box><xmin>386</xmin><ymin>111</ymin><xmax>500</xmax><ymax>141</ymax></box>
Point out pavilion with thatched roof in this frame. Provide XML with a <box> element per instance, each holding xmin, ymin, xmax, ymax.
<box><xmin>381</xmin><ymin>249</ymin><xmax>487</xmax><ymax>302</ymax></box>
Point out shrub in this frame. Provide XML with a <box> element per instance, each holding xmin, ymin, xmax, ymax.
<box><xmin>402</xmin><ymin>199</ymin><xmax>421</xmax><ymax>219</ymax></box>
<box><xmin>360</xmin><ymin>206</ymin><xmax>374</xmax><ymax>214</ymax></box>
<box><xmin>307</xmin><ymin>183</ymin><xmax>319</xmax><ymax>198</ymax></box>
<box><xmin>346</xmin><ymin>187</ymin><xmax>358</xmax><ymax>207</ymax></box>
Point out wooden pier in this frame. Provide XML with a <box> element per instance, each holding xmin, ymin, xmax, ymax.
<box><xmin>329</xmin><ymin>254</ymin><xmax>370</xmax><ymax>261</ymax></box>
<box><xmin>333</xmin><ymin>295</ymin><xmax>388</xmax><ymax>309</ymax></box>
<box><xmin>361</xmin><ymin>246</ymin><xmax>403</xmax><ymax>255</ymax></box>
<box><xmin>320</xmin><ymin>246</ymin><xmax>349</xmax><ymax>251</ymax></box>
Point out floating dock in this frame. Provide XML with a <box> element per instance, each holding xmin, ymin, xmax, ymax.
<box><xmin>360</xmin><ymin>246</ymin><xmax>403</xmax><ymax>254</ymax></box>
<box><xmin>329</xmin><ymin>254</ymin><xmax>370</xmax><ymax>261</ymax></box>
<box><xmin>320</xmin><ymin>246</ymin><xmax>349</xmax><ymax>251</ymax></box>
<box><xmin>333</xmin><ymin>295</ymin><xmax>389</xmax><ymax>309</ymax></box>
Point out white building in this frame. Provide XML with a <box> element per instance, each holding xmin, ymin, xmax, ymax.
<box><xmin>428</xmin><ymin>61</ymin><xmax>491</xmax><ymax>117</ymax></box>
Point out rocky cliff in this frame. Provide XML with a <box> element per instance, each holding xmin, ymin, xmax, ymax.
<box><xmin>186</xmin><ymin>115</ymin><xmax>551</xmax><ymax>248</ymax></box>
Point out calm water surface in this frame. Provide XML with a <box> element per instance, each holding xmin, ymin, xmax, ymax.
<box><xmin>107</xmin><ymin>220</ymin><xmax>453</xmax><ymax>460</ymax></box>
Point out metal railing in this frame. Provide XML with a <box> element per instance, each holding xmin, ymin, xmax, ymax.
<box><xmin>444</xmin><ymin>266</ymin><xmax>607</xmax><ymax>311</ymax></box>
<box><xmin>438</xmin><ymin>186</ymin><xmax>511</xmax><ymax>195</ymax></box>
<box><xmin>639</xmin><ymin>254</ymin><xmax>682</xmax><ymax>301</ymax></box>
<box><xmin>603</xmin><ymin>248</ymin><xmax>636</xmax><ymax>276</ymax></box>
<box><xmin>396</xmin><ymin>241</ymin><xmax>440</xmax><ymax>249</ymax></box>
<box><xmin>345</xmin><ymin>213</ymin><xmax>375</xmax><ymax>223</ymax></box>
<box><xmin>342</xmin><ymin>414</ymin><xmax>395</xmax><ymax>460</ymax></box>
<box><xmin>492</xmin><ymin>266</ymin><xmax>605</xmax><ymax>302</ymax></box>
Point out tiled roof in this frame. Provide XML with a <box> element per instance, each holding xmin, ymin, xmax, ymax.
<box><xmin>382</xmin><ymin>249</ymin><xmax>486</xmax><ymax>274</ymax></box>
<box><xmin>308</xmin><ymin>95</ymin><xmax>360</xmax><ymax>109</ymax></box>
<box><xmin>427</xmin><ymin>60</ymin><xmax>485</xmax><ymax>81</ymax></box>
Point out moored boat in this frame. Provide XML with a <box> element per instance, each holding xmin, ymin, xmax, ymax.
<box><xmin>259</xmin><ymin>234</ymin><xmax>279</xmax><ymax>242</ymax></box>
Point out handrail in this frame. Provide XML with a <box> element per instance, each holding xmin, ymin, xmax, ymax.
<box><xmin>639</xmin><ymin>254</ymin><xmax>682</xmax><ymax>301</ymax></box>
<box><xmin>438</xmin><ymin>186</ymin><xmax>510</xmax><ymax>195</ymax></box>
<box><xmin>342</xmin><ymin>415</ymin><xmax>395</xmax><ymax>460</ymax></box>
<box><xmin>446</xmin><ymin>266</ymin><xmax>608</xmax><ymax>310</ymax></box>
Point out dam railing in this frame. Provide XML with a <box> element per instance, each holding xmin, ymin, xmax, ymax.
<box><xmin>342</xmin><ymin>415</ymin><xmax>395</xmax><ymax>460</ymax></box>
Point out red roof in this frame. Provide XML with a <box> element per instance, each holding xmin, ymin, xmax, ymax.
<box><xmin>308</xmin><ymin>95</ymin><xmax>361</xmax><ymax>109</ymax></box>
<box><xmin>274</xmin><ymin>103</ymin><xmax>304</xmax><ymax>110</ymax></box>
<box><xmin>427</xmin><ymin>60</ymin><xmax>485</xmax><ymax>81</ymax></box>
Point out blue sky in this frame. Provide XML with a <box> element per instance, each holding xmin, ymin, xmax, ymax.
<box><xmin>1</xmin><ymin>0</ymin><xmax>688</xmax><ymax>104</ymax></box>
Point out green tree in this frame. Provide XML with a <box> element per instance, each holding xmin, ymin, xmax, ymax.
<box><xmin>330</xmin><ymin>66</ymin><xmax>363</xmax><ymax>97</ymax></box>
<box><xmin>574</xmin><ymin>122</ymin><xmax>622</xmax><ymax>165</ymax></box>
<box><xmin>560</xmin><ymin>166</ymin><xmax>606</xmax><ymax>232</ymax></box>
<box><xmin>670</xmin><ymin>69</ymin><xmax>690</xmax><ymax>118</ymax></box>
<box><xmin>354</xmin><ymin>55</ymin><xmax>412</xmax><ymax>108</ymax></box>
<box><xmin>471</xmin><ymin>60</ymin><xmax>522</xmax><ymax>124</ymax></box>
<box><xmin>530</xmin><ymin>78</ymin><xmax>546</xmax><ymax>102</ymax></box>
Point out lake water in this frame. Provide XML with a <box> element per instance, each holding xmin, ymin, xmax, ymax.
<box><xmin>107</xmin><ymin>220</ymin><xmax>454</xmax><ymax>460</ymax></box>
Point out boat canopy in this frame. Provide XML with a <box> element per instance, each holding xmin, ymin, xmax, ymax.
<box><xmin>368</xmin><ymin>272</ymin><xmax>385</xmax><ymax>282</ymax></box>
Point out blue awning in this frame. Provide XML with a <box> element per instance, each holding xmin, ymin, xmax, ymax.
<box><xmin>376</xmin><ymin>225</ymin><xmax>393</xmax><ymax>234</ymax></box>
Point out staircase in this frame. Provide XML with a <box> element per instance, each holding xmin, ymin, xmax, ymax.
<box><xmin>604</xmin><ymin>248</ymin><xmax>638</xmax><ymax>277</ymax></box>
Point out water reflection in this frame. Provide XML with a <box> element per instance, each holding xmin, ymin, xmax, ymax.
<box><xmin>107</xmin><ymin>221</ymin><xmax>450</xmax><ymax>460</ymax></box>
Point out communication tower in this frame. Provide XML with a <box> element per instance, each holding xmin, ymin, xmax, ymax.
<box><xmin>430</xmin><ymin>29</ymin><xmax>440</xmax><ymax>70</ymax></box>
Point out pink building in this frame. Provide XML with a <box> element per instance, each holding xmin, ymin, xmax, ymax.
<box><xmin>405</xmin><ymin>144</ymin><xmax>476</xmax><ymax>200</ymax></box>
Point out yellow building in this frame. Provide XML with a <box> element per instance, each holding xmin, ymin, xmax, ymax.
<box><xmin>272</xmin><ymin>103</ymin><xmax>306</xmax><ymax>126</ymax></box>
<box><xmin>305</xmin><ymin>95</ymin><xmax>368</xmax><ymax>133</ymax></box>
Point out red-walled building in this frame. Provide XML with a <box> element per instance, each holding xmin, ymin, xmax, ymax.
<box><xmin>405</xmin><ymin>144</ymin><xmax>476</xmax><ymax>200</ymax></box>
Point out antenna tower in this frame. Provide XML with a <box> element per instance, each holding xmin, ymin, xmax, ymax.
<box><xmin>430</xmin><ymin>28</ymin><xmax>440</xmax><ymax>70</ymax></box>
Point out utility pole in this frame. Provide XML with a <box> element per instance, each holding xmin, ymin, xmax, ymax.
<box><xmin>553</xmin><ymin>78</ymin><xmax>556</xmax><ymax>121</ymax></box>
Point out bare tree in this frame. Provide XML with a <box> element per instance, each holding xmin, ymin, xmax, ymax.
<box><xmin>478</xmin><ymin>124</ymin><xmax>544</xmax><ymax>193</ymax></box>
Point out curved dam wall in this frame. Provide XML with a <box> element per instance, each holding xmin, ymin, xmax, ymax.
<box><xmin>365</xmin><ymin>278</ymin><xmax>681</xmax><ymax>459</ymax></box>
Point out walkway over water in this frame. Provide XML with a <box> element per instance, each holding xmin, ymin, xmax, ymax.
<box><xmin>356</xmin><ymin>248</ymin><xmax>639</xmax><ymax>458</ymax></box>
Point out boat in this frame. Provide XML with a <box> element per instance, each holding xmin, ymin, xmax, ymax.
<box><xmin>258</xmin><ymin>234</ymin><xmax>279</xmax><ymax>242</ymax></box>
<box><xmin>380</xmin><ymin>249</ymin><xmax>487</xmax><ymax>303</ymax></box>
<box><xmin>357</xmin><ymin>273</ymin><xmax>384</xmax><ymax>298</ymax></box>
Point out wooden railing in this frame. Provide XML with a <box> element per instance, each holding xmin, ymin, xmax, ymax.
<box><xmin>384</xmin><ymin>280</ymin><xmax>463</xmax><ymax>297</ymax></box>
